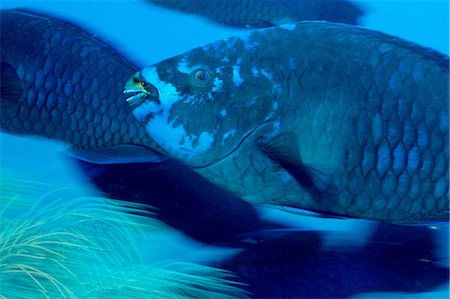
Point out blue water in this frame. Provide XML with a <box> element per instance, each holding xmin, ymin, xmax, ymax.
<box><xmin>1</xmin><ymin>1</ymin><xmax>449</xmax><ymax>298</ymax></box>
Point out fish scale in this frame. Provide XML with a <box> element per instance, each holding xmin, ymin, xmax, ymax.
<box><xmin>1</xmin><ymin>10</ymin><xmax>163</xmax><ymax>163</ymax></box>
<box><xmin>128</xmin><ymin>21</ymin><xmax>449</xmax><ymax>223</ymax></box>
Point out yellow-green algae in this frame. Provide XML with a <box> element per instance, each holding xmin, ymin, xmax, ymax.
<box><xmin>0</xmin><ymin>173</ymin><xmax>246</xmax><ymax>299</ymax></box>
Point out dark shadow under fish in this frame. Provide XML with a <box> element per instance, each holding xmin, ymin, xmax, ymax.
<box><xmin>75</xmin><ymin>158</ymin><xmax>287</xmax><ymax>246</ymax></box>
<box><xmin>0</xmin><ymin>9</ymin><xmax>162</xmax><ymax>164</ymax></box>
<box><xmin>78</xmin><ymin>158</ymin><xmax>449</xmax><ymax>297</ymax></box>
<box><xmin>146</xmin><ymin>0</ymin><xmax>365</xmax><ymax>27</ymax></box>
<box><xmin>214</xmin><ymin>224</ymin><xmax>449</xmax><ymax>298</ymax></box>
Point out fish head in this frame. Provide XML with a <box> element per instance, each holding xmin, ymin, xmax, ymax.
<box><xmin>125</xmin><ymin>36</ymin><xmax>280</xmax><ymax>167</ymax></box>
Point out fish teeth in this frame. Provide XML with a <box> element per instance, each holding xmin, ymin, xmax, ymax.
<box><xmin>125</xmin><ymin>92</ymin><xmax>147</xmax><ymax>109</ymax></box>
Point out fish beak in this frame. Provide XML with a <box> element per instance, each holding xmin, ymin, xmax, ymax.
<box><xmin>124</xmin><ymin>73</ymin><xmax>160</xmax><ymax>108</ymax></box>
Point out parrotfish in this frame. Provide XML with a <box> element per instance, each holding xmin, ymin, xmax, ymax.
<box><xmin>125</xmin><ymin>22</ymin><xmax>449</xmax><ymax>224</ymax></box>
<box><xmin>147</xmin><ymin>0</ymin><xmax>365</xmax><ymax>27</ymax></box>
<box><xmin>0</xmin><ymin>9</ymin><xmax>162</xmax><ymax>163</ymax></box>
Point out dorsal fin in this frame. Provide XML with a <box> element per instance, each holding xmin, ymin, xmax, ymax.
<box><xmin>307</xmin><ymin>21</ymin><xmax>449</xmax><ymax>71</ymax></box>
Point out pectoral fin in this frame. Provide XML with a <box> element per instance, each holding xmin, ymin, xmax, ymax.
<box><xmin>258</xmin><ymin>132</ymin><xmax>333</xmax><ymax>195</ymax></box>
<box><xmin>70</xmin><ymin>144</ymin><xmax>167</xmax><ymax>164</ymax></box>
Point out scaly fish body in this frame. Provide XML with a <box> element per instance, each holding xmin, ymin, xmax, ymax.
<box><xmin>126</xmin><ymin>22</ymin><xmax>449</xmax><ymax>224</ymax></box>
<box><xmin>1</xmin><ymin>10</ymin><xmax>161</xmax><ymax>163</ymax></box>
<box><xmin>148</xmin><ymin>0</ymin><xmax>364</xmax><ymax>27</ymax></box>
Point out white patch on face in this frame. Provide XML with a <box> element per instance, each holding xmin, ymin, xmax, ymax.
<box><xmin>196</xmin><ymin>131</ymin><xmax>215</xmax><ymax>153</ymax></box>
<box><xmin>177</xmin><ymin>57</ymin><xmax>194</xmax><ymax>74</ymax></box>
<box><xmin>207</xmin><ymin>92</ymin><xmax>215</xmax><ymax>101</ymax></box>
<box><xmin>184</xmin><ymin>95</ymin><xmax>196</xmax><ymax>104</ymax></box>
<box><xmin>145</xmin><ymin>117</ymin><xmax>189</xmax><ymax>155</ymax></box>
<box><xmin>132</xmin><ymin>100</ymin><xmax>160</xmax><ymax>122</ymax></box>
<box><xmin>141</xmin><ymin>67</ymin><xmax>180</xmax><ymax>106</ymax></box>
<box><xmin>261</xmin><ymin>69</ymin><xmax>282</xmax><ymax>95</ymax></box>
<box><xmin>232</xmin><ymin>59</ymin><xmax>244</xmax><ymax>87</ymax></box>
<box><xmin>131</xmin><ymin>67</ymin><xmax>181</xmax><ymax>122</ymax></box>
<box><xmin>216</xmin><ymin>66</ymin><xmax>225</xmax><ymax>74</ymax></box>
<box><xmin>145</xmin><ymin>116</ymin><xmax>215</xmax><ymax>162</ymax></box>
<box><xmin>222</xmin><ymin>129</ymin><xmax>236</xmax><ymax>144</ymax></box>
<box><xmin>136</xmin><ymin>66</ymin><xmax>214</xmax><ymax>162</ymax></box>
<box><xmin>212</xmin><ymin>77</ymin><xmax>223</xmax><ymax>92</ymax></box>
<box><xmin>262</xmin><ymin>119</ymin><xmax>282</xmax><ymax>141</ymax></box>
<box><xmin>240</xmin><ymin>32</ymin><xmax>258</xmax><ymax>51</ymax></box>
<box><xmin>280</xmin><ymin>23</ymin><xmax>296</xmax><ymax>31</ymax></box>
<box><xmin>252</xmin><ymin>66</ymin><xmax>259</xmax><ymax>77</ymax></box>
<box><xmin>219</xmin><ymin>109</ymin><xmax>227</xmax><ymax>117</ymax></box>
<box><xmin>261</xmin><ymin>69</ymin><xmax>273</xmax><ymax>81</ymax></box>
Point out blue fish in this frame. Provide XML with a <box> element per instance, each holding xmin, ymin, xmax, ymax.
<box><xmin>0</xmin><ymin>9</ymin><xmax>162</xmax><ymax>164</ymax></box>
<box><xmin>125</xmin><ymin>22</ymin><xmax>449</xmax><ymax>224</ymax></box>
<box><xmin>76</xmin><ymin>159</ymin><xmax>283</xmax><ymax>246</ymax></box>
<box><xmin>147</xmin><ymin>0</ymin><xmax>365</xmax><ymax>27</ymax></box>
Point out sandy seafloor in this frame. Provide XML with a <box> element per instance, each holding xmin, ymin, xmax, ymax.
<box><xmin>0</xmin><ymin>0</ymin><xmax>449</xmax><ymax>298</ymax></box>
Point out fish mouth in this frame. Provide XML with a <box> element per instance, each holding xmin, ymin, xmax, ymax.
<box><xmin>124</xmin><ymin>74</ymin><xmax>160</xmax><ymax>109</ymax></box>
<box><xmin>124</xmin><ymin>90</ymin><xmax>158</xmax><ymax>109</ymax></box>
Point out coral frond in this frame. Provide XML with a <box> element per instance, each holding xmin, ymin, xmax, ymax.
<box><xmin>0</xmin><ymin>172</ymin><xmax>246</xmax><ymax>298</ymax></box>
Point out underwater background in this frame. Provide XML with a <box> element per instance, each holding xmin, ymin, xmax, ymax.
<box><xmin>1</xmin><ymin>0</ymin><xmax>449</xmax><ymax>298</ymax></box>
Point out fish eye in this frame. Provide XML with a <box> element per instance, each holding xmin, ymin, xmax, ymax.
<box><xmin>193</xmin><ymin>69</ymin><xmax>212</xmax><ymax>85</ymax></box>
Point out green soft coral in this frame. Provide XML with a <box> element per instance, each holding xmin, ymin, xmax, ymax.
<box><xmin>0</xmin><ymin>173</ymin><xmax>246</xmax><ymax>299</ymax></box>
